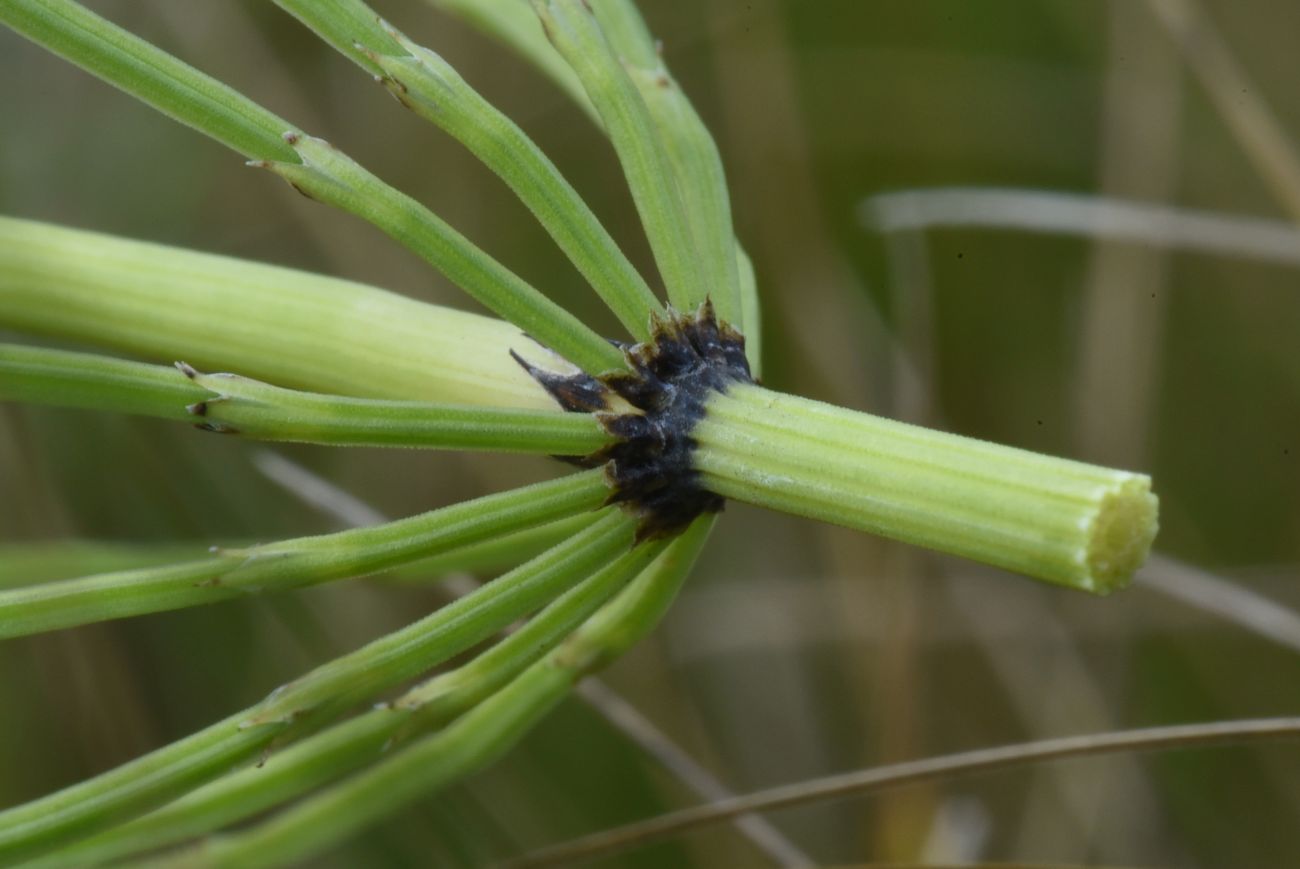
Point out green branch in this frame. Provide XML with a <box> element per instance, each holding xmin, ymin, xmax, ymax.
<box><xmin>0</xmin><ymin>470</ymin><xmax>610</xmax><ymax>638</ymax></box>
<box><xmin>435</xmin><ymin>0</ymin><xmax>763</xmax><ymax>372</ymax></box>
<box><xmin>590</xmin><ymin>0</ymin><xmax>743</xmax><ymax>328</ymax></box>
<box><xmin>0</xmin><ymin>0</ymin><xmax>295</xmax><ymax>161</ymax></box>
<box><xmin>0</xmin><ymin>508</ymin><xmax>635</xmax><ymax>863</ymax></box>
<box><xmin>157</xmin><ymin>516</ymin><xmax>713</xmax><ymax>868</ymax></box>
<box><xmin>53</xmin><ymin>533</ymin><xmax>667</xmax><ymax>867</ymax></box>
<box><xmin>532</xmin><ymin>0</ymin><xmax>708</xmax><ymax>313</ymax></box>
<box><xmin>424</xmin><ymin>0</ymin><xmax>597</xmax><ymax>123</ymax></box>
<box><xmin>0</xmin><ymin>344</ymin><xmax>609</xmax><ymax>454</ymax></box>
<box><xmin>694</xmin><ymin>384</ymin><xmax>1158</xmax><ymax>593</ymax></box>
<box><xmin>273</xmin><ymin>0</ymin><xmax>663</xmax><ymax>338</ymax></box>
<box><xmin>0</xmin><ymin>0</ymin><xmax>624</xmax><ymax>374</ymax></box>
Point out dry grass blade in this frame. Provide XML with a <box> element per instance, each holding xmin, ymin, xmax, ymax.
<box><xmin>859</xmin><ymin>188</ymin><xmax>1300</xmax><ymax>266</ymax></box>
<box><xmin>1137</xmin><ymin>555</ymin><xmax>1300</xmax><ymax>655</ymax></box>
<box><xmin>1144</xmin><ymin>0</ymin><xmax>1300</xmax><ymax>222</ymax></box>
<box><xmin>505</xmin><ymin>718</ymin><xmax>1300</xmax><ymax>868</ymax></box>
<box><xmin>573</xmin><ymin>680</ymin><xmax>816</xmax><ymax>868</ymax></box>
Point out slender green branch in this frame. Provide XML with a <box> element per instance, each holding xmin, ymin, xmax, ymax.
<box><xmin>0</xmin><ymin>470</ymin><xmax>610</xmax><ymax>637</ymax></box>
<box><xmin>53</xmin><ymin>535</ymin><xmax>666</xmax><ymax>868</ymax></box>
<box><xmin>0</xmin><ymin>0</ymin><xmax>296</xmax><ymax>161</ymax></box>
<box><xmin>0</xmin><ymin>706</ymin><xmax>269</xmax><ymax>867</ymax></box>
<box><xmin>0</xmin><ymin>508</ymin><xmax>633</xmax><ymax>863</ymax></box>
<box><xmin>177</xmin><ymin>365</ymin><xmax>610</xmax><ymax>453</ymax></box>
<box><xmin>422</xmin><ymin>0</ymin><xmax>598</xmax><ymax>124</ymax></box>
<box><xmin>694</xmin><ymin>383</ymin><xmax>1157</xmax><ymax>593</ymax></box>
<box><xmin>0</xmin><ymin>216</ymin><xmax>555</xmax><ymax>408</ymax></box>
<box><xmin>240</xmin><ymin>509</ymin><xmax>637</xmax><ymax>726</ymax></box>
<box><xmin>532</xmin><ymin>0</ymin><xmax>708</xmax><ymax>313</ymax></box>
<box><xmin>255</xmin><ymin>133</ymin><xmax>624</xmax><ymax>373</ymax></box>
<box><xmin>0</xmin><ymin>1</ymin><xmax>624</xmax><ymax>374</ymax></box>
<box><xmin>0</xmin><ymin>515</ymin><xmax>590</xmax><ymax>593</ymax></box>
<box><xmin>435</xmin><ymin>0</ymin><xmax>762</xmax><ymax>372</ymax></box>
<box><xmin>273</xmin><ymin>0</ymin><xmax>662</xmax><ymax>339</ymax></box>
<box><xmin>157</xmin><ymin>516</ymin><xmax>713</xmax><ymax>868</ymax></box>
<box><xmin>0</xmin><ymin>542</ymin><xmax>219</xmax><ymax>589</ymax></box>
<box><xmin>381</xmin><ymin>513</ymin><xmax>593</xmax><ymax>581</ymax></box>
<box><xmin>589</xmin><ymin>0</ymin><xmax>743</xmax><ymax>327</ymax></box>
<box><xmin>0</xmin><ymin>343</ymin><xmax>208</xmax><ymax>422</ymax></box>
<box><xmin>735</xmin><ymin>243</ymin><xmax>763</xmax><ymax>376</ymax></box>
<box><xmin>0</xmin><ymin>344</ymin><xmax>609</xmax><ymax>453</ymax></box>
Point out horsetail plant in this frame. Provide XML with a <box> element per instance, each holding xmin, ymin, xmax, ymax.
<box><xmin>0</xmin><ymin>0</ymin><xmax>1159</xmax><ymax>865</ymax></box>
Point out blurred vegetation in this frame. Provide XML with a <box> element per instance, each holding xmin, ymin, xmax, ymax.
<box><xmin>1</xmin><ymin>0</ymin><xmax>1298</xmax><ymax>866</ymax></box>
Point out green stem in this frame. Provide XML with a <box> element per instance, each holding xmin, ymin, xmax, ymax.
<box><xmin>257</xmin><ymin>133</ymin><xmax>624</xmax><ymax>374</ymax></box>
<box><xmin>435</xmin><ymin>0</ymin><xmax>763</xmax><ymax>373</ymax></box>
<box><xmin>0</xmin><ymin>0</ymin><xmax>296</xmax><ymax>161</ymax></box>
<box><xmin>694</xmin><ymin>384</ymin><xmax>1157</xmax><ymax>593</ymax></box>
<box><xmin>0</xmin><ymin>0</ymin><xmax>624</xmax><ymax>374</ymax></box>
<box><xmin>0</xmin><ymin>344</ymin><xmax>611</xmax><ymax>454</ymax></box>
<box><xmin>0</xmin><ymin>470</ymin><xmax>610</xmax><ymax>637</ymax></box>
<box><xmin>0</xmin><ymin>509</ymin><xmax>634</xmax><ymax>863</ymax></box>
<box><xmin>0</xmin><ymin>216</ymin><xmax>553</xmax><ymax>408</ymax></box>
<box><xmin>735</xmin><ymin>244</ymin><xmax>763</xmax><ymax>376</ymax></box>
<box><xmin>590</xmin><ymin>0</ymin><xmax>743</xmax><ymax>328</ymax></box>
<box><xmin>240</xmin><ymin>510</ymin><xmax>636</xmax><ymax>726</ymax></box>
<box><xmin>51</xmin><ymin>536</ymin><xmax>667</xmax><ymax>868</ymax></box>
<box><xmin>0</xmin><ymin>542</ymin><xmax>219</xmax><ymax>589</ymax></box>
<box><xmin>0</xmin><ymin>514</ymin><xmax>591</xmax><ymax>592</ymax></box>
<box><xmin>161</xmin><ymin>516</ymin><xmax>713</xmax><ymax>869</ymax></box>
<box><xmin>532</xmin><ymin>0</ymin><xmax>708</xmax><ymax>313</ymax></box>
<box><xmin>423</xmin><ymin>0</ymin><xmax>598</xmax><ymax>124</ymax></box>
<box><xmin>382</xmin><ymin>513</ymin><xmax>594</xmax><ymax>581</ymax></box>
<box><xmin>273</xmin><ymin>0</ymin><xmax>663</xmax><ymax>338</ymax></box>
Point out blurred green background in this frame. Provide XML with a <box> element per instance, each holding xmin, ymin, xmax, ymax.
<box><xmin>2</xmin><ymin>1</ymin><xmax>1299</xmax><ymax>866</ymax></box>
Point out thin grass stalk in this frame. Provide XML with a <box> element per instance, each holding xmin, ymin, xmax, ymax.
<box><xmin>508</xmin><ymin>717</ymin><xmax>1300</xmax><ymax>868</ymax></box>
